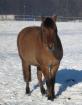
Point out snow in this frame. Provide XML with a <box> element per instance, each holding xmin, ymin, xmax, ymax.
<box><xmin>0</xmin><ymin>20</ymin><xmax>82</xmax><ymax>105</ymax></box>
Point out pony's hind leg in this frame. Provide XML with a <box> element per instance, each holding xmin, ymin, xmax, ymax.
<box><xmin>37</xmin><ymin>66</ymin><xmax>46</xmax><ymax>95</ymax></box>
<box><xmin>26</xmin><ymin>65</ymin><xmax>31</xmax><ymax>95</ymax></box>
<box><xmin>22</xmin><ymin>60</ymin><xmax>31</xmax><ymax>94</ymax></box>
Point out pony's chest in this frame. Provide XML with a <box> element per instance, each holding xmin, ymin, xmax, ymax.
<box><xmin>38</xmin><ymin>47</ymin><xmax>58</xmax><ymax>65</ymax></box>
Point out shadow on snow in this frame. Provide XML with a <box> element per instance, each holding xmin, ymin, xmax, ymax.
<box><xmin>32</xmin><ymin>68</ymin><xmax>82</xmax><ymax>97</ymax></box>
<box><xmin>55</xmin><ymin>68</ymin><xmax>82</xmax><ymax>97</ymax></box>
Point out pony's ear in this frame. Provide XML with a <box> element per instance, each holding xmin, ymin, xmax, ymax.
<box><xmin>52</xmin><ymin>16</ymin><xmax>57</xmax><ymax>22</ymax></box>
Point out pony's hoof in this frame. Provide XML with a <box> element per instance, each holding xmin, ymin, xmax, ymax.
<box><xmin>26</xmin><ymin>87</ymin><xmax>30</xmax><ymax>95</ymax></box>
<box><xmin>41</xmin><ymin>88</ymin><xmax>46</xmax><ymax>95</ymax></box>
<box><xmin>48</xmin><ymin>96</ymin><xmax>54</xmax><ymax>101</ymax></box>
<box><xmin>47</xmin><ymin>94</ymin><xmax>55</xmax><ymax>101</ymax></box>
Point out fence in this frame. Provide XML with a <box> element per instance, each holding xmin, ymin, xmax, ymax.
<box><xmin>0</xmin><ymin>15</ymin><xmax>82</xmax><ymax>21</ymax></box>
<box><xmin>0</xmin><ymin>15</ymin><xmax>15</xmax><ymax>20</ymax></box>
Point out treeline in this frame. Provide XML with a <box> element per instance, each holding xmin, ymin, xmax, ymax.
<box><xmin>0</xmin><ymin>0</ymin><xmax>82</xmax><ymax>17</ymax></box>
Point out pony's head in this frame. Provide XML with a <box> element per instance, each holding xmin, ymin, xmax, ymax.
<box><xmin>41</xmin><ymin>16</ymin><xmax>57</xmax><ymax>49</ymax></box>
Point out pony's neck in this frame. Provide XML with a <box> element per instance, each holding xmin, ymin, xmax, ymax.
<box><xmin>52</xmin><ymin>34</ymin><xmax>63</xmax><ymax>60</ymax></box>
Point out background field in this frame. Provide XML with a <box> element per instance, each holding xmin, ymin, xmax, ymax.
<box><xmin>0</xmin><ymin>21</ymin><xmax>82</xmax><ymax>105</ymax></box>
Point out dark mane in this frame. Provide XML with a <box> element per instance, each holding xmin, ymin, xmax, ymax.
<box><xmin>43</xmin><ymin>17</ymin><xmax>54</xmax><ymax>28</ymax></box>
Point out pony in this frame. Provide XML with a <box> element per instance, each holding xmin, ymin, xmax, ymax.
<box><xmin>17</xmin><ymin>16</ymin><xmax>63</xmax><ymax>100</ymax></box>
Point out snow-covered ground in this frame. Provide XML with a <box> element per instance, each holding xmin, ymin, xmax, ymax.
<box><xmin>0</xmin><ymin>20</ymin><xmax>82</xmax><ymax>105</ymax></box>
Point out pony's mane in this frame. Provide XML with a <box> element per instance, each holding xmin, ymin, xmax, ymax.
<box><xmin>43</xmin><ymin>17</ymin><xmax>54</xmax><ymax>28</ymax></box>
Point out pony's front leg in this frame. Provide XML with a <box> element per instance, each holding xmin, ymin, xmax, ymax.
<box><xmin>41</xmin><ymin>66</ymin><xmax>53</xmax><ymax>100</ymax></box>
<box><xmin>50</xmin><ymin>63</ymin><xmax>60</xmax><ymax>98</ymax></box>
<box><xmin>37</xmin><ymin>66</ymin><xmax>46</xmax><ymax>95</ymax></box>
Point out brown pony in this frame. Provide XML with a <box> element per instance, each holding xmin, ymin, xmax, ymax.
<box><xmin>17</xmin><ymin>16</ymin><xmax>63</xmax><ymax>100</ymax></box>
